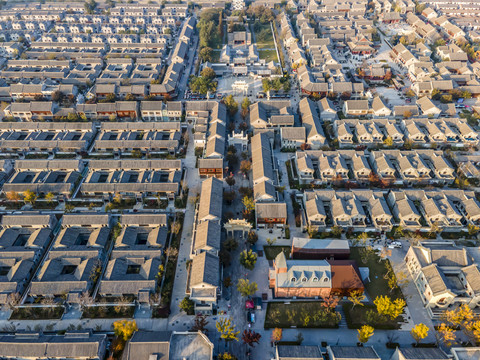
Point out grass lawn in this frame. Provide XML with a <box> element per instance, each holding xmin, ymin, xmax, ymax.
<box><xmin>265</xmin><ymin>301</ymin><xmax>340</xmax><ymax>329</ymax></box>
<box><xmin>264</xmin><ymin>245</ymin><xmax>291</xmax><ymax>260</ymax></box>
<box><xmin>253</xmin><ymin>23</ymin><xmax>275</xmax><ymax>49</ymax></box>
<box><xmin>343</xmin><ymin>303</ymin><xmax>401</xmax><ymax>330</ymax></box>
<box><xmin>259</xmin><ymin>49</ymin><xmax>278</xmax><ymax>62</ymax></box>
<box><xmin>349</xmin><ymin>247</ymin><xmax>404</xmax><ymax>301</ymax></box>
<box><xmin>11</xmin><ymin>306</ymin><xmax>64</xmax><ymax>320</ymax></box>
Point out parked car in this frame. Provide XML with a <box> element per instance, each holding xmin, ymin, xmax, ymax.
<box><xmin>388</xmin><ymin>241</ymin><xmax>402</xmax><ymax>248</ymax></box>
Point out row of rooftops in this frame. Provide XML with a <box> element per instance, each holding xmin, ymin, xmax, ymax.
<box><xmin>0</xmin><ymin>120</ymin><xmax>182</xmax><ymax>153</ymax></box>
<box><xmin>303</xmin><ymin>188</ymin><xmax>480</xmax><ymax>231</ymax></box>
<box><xmin>296</xmin><ymin>148</ymin><xmax>455</xmax><ymax>184</ymax></box>
<box><xmin>334</xmin><ymin>118</ymin><xmax>478</xmax><ymax>146</ymax></box>
<box><xmin>0</xmin><ymin>157</ymin><xmax>182</xmax><ymax>199</ymax></box>
<box><xmin>0</xmin><ymin>329</ymin><xmax>215</xmax><ymax>360</ymax></box>
<box><xmin>0</xmin><ymin>212</ymin><xmax>170</xmax><ymax>302</ymax></box>
<box><xmin>0</xmin><ymin>4</ymin><xmax>188</xmax><ymax>20</ymax></box>
<box><xmin>188</xmin><ymin>177</ymin><xmax>223</xmax><ymax>307</ymax></box>
<box><xmin>1</xmin><ymin>330</ymin><xmax>478</xmax><ymax>360</ymax></box>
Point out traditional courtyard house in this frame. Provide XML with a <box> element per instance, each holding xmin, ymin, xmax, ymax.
<box><xmin>29</xmin><ymin>214</ymin><xmax>111</xmax><ymax>303</ymax></box>
<box><xmin>98</xmin><ymin>214</ymin><xmax>167</xmax><ymax>303</ymax></box>
<box><xmin>405</xmin><ymin>241</ymin><xmax>480</xmax><ymax>316</ymax></box>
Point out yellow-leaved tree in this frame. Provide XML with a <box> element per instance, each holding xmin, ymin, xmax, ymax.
<box><xmin>113</xmin><ymin>319</ymin><xmax>138</xmax><ymax>341</ymax></box>
<box><xmin>410</xmin><ymin>323</ymin><xmax>429</xmax><ymax>344</ymax></box>
<box><xmin>357</xmin><ymin>325</ymin><xmax>374</xmax><ymax>344</ymax></box>
<box><xmin>216</xmin><ymin>318</ymin><xmax>240</xmax><ymax>343</ymax></box>
<box><xmin>347</xmin><ymin>290</ymin><xmax>365</xmax><ymax>308</ymax></box>
<box><xmin>373</xmin><ymin>295</ymin><xmax>406</xmax><ymax>320</ymax></box>
<box><xmin>437</xmin><ymin>323</ymin><xmax>456</xmax><ymax>346</ymax></box>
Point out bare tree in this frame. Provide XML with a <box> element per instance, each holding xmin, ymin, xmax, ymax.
<box><xmin>79</xmin><ymin>292</ymin><xmax>94</xmax><ymax>310</ymax></box>
<box><xmin>166</xmin><ymin>247</ymin><xmax>179</xmax><ymax>259</ymax></box>
<box><xmin>4</xmin><ymin>292</ymin><xmax>20</xmax><ymax>311</ymax></box>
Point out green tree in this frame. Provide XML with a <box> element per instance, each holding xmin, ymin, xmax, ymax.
<box><xmin>190</xmin><ymin>76</ymin><xmax>217</xmax><ymax>95</ymax></box>
<box><xmin>241</xmin><ymin>97</ymin><xmax>251</xmax><ymax>118</ymax></box>
<box><xmin>262</xmin><ymin>78</ymin><xmax>272</xmax><ymax>93</ymax></box>
<box><xmin>431</xmin><ymin>88</ymin><xmax>441</xmax><ymax>100</ymax></box>
<box><xmin>441</xmin><ymin>94</ymin><xmax>453</xmax><ymax>103</ymax></box>
<box><xmin>358</xmin><ymin>325</ymin><xmax>374</xmax><ymax>343</ymax></box>
<box><xmin>224</xmin><ymin>95</ymin><xmax>238</xmax><ymax>116</ymax></box>
<box><xmin>200</xmin><ymin>66</ymin><xmax>216</xmax><ymax>80</ymax></box>
<box><xmin>179</xmin><ymin>296</ymin><xmax>195</xmax><ymax>315</ymax></box>
<box><xmin>223</xmin><ymin>237</ymin><xmax>238</xmax><ymax>251</ymax></box>
<box><xmin>247</xmin><ymin>231</ymin><xmax>258</xmax><ymax>245</ymax></box>
<box><xmin>237</xmin><ymin>279</ymin><xmax>258</xmax><ymax>297</ymax></box>
<box><xmin>199</xmin><ymin>47</ymin><xmax>213</xmax><ymax>62</ymax></box>
<box><xmin>331</xmin><ymin>225</ymin><xmax>342</xmax><ymax>238</ymax></box>
<box><xmin>216</xmin><ymin>318</ymin><xmax>240</xmax><ymax>342</ymax></box>
<box><xmin>239</xmin><ymin>249</ymin><xmax>257</xmax><ymax>270</ymax></box>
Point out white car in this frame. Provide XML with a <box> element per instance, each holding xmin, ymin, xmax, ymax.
<box><xmin>389</xmin><ymin>241</ymin><xmax>402</xmax><ymax>248</ymax></box>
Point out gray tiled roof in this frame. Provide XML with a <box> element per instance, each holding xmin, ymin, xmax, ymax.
<box><xmin>277</xmin><ymin>345</ymin><xmax>323</xmax><ymax>359</ymax></box>
<box><xmin>198</xmin><ymin>177</ymin><xmax>223</xmax><ymax>222</ymax></box>
<box><xmin>396</xmin><ymin>348</ymin><xmax>449</xmax><ymax>360</ymax></box>
<box><xmin>190</xmin><ymin>252</ymin><xmax>220</xmax><ymax>287</ymax></box>
<box><xmin>0</xmin><ymin>332</ymin><xmax>106</xmax><ymax>359</ymax></box>
<box><xmin>422</xmin><ymin>263</ymin><xmax>448</xmax><ymax>296</ymax></box>
<box><xmin>256</xmin><ymin>202</ymin><xmax>287</xmax><ymax>219</ymax></box>
<box><xmin>329</xmin><ymin>346</ymin><xmax>380</xmax><ymax>360</ymax></box>
<box><xmin>194</xmin><ymin>221</ymin><xmax>221</xmax><ymax>251</ymax></box>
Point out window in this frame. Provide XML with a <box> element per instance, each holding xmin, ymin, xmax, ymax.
<box><xmin>0</xmin><ymin>266</ymin><xmax>11</xmax><ymax>276</ymax></box>
<box><xmin>127</xmin><ymin>264</ymin><xmax>141</xmax><ymax>274</ymax></box>
<box><xmin>291</xmin><ymin>277</ymin><xmax>296</xmax><ymax>282</ymax></box>
<box><xmin>324</xmin><ymin>277</ymin><xmax>329</xmax><ymax>282</ymax></box>
<box><xmin>61</xmin><ymin>265</ymin><xmax>77</xmax><ymax>275</ymax></box>
<box><xmin>302</xmin><ymin>277</ymin><xmax>307</xmax><ymax>282</ymax></box>
<box><xmin>313</xmin><ymin>277</ymin><xmax>319</xmax><ymax>282</ymax></box>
